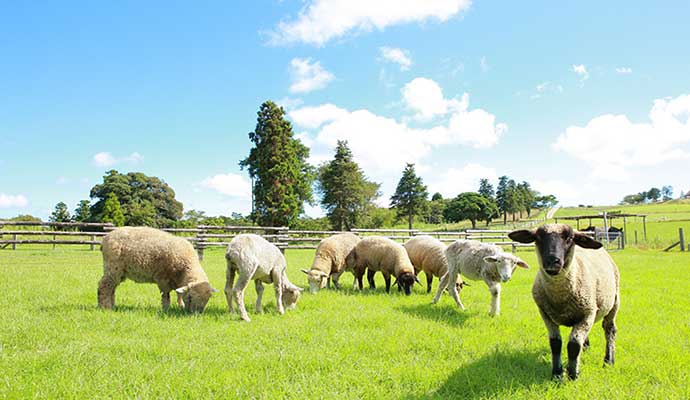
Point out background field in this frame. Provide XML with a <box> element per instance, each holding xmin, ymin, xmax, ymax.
<box><xmin>1</xmin><ymin>246</ymin><xmax>689</xmax><ymax>399</ymax></box>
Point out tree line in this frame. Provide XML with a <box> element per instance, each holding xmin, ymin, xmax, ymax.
<box><xmin>620</xmin><ymin>186</ymin><xmax>673</xmax><ymax>205</ymax></box>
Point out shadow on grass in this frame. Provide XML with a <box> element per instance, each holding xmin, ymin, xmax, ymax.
<box><xmin>396</xmin><ymin>303</ymin><xmax>472</xmax><ymax>327</ymax></box>
<box><xmin>38</xmin><ymin>303</ymin><xmax>233</xmax><ymax>319</ymax></box>
<box><xmin>405</xmin><ymin>349</ymin><xmax>551</xmax><ymax>399</ymax></box>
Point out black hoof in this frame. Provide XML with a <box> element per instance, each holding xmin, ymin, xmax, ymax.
<box><xmin>567</xmin><ymin>368</ymin><xmax>579</xmax><ymax>380</ymax></box>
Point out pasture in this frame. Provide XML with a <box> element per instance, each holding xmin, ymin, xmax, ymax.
<box><xmin>1</xmin><ymin>246</ymin><xmax>689</xmax><ymax>399</ymax></box>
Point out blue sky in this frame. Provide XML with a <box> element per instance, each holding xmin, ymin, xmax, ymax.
<box><xmin>2</xmin><ymin>0</ymin><xmax>690</xmax><ymax>219</ymax></box>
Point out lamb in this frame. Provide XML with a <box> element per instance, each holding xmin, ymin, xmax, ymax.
<box><xmin>346</xmin><ymin>236</ymin><xmax>419</xmax><ymax>295</ymax></box>
<box><xmin>509</xmin><ymin>224</ymin><xmax>620</xmax><ymax>380</ymax></box>
<box><xmin>300</xmin><ymin>233</ymin><xmax>361</xmax><ymax>293</ymax></box>
<box><xmin>98</xmin><ymin>227</ymin><xmax>217</xmax><ymax>313</ymax></box>
<box><xmin>403</xmin><ymin>235</ymin><xmax>466</xmax><ymax>294</ymax></box>
<box><xmin>433</xmin><ymin>239</ymin><xmax>529</xmax><ymax>315</ymax></box>
<box><xmin>225</xmin><ymin>234</ymin><xmax>303</xmax><ymax>322</ymax></box>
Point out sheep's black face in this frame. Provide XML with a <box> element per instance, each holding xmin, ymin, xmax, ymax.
<box><xmin>397</xmin><ymin>273</ymin><xmax>415</xmax><ymax>296</ymax></box>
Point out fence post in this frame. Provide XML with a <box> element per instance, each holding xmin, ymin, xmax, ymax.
<box><xmin>53</xmin><ymin>234</ymin><xmax>56</xmax><ymax>250</ymax></box>
<box><xmin>680</xmin><ymin>228</ymin><xmax>685</xmax><ymax>252</ymax></box>
<box><xmin>12</xmin><ymin>234</ymin><xmax>17</xmax><ymax>250</ymax></box>
<box><xmin>90</xmin><ymin>235</ymin><xmax>96</xmax><ymax>251</ymax></box>
<box><xmin>620</xmin><ymin>231</ymin><xmax>625</xmax><ymax>250</ymax></box>
<box><xmin>635</xmin><ymin>231</ymin><xmax>638</xmax><ymax>245</ymax></box>
<box><xmin>196</xmin><ymin>227</ymin><xmax>204</xmax><ymax>261</ymax></box>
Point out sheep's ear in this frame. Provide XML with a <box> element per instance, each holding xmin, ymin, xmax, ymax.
<box><xmin>175</xmin><ymin>286</ymin><xmax>188</xmax><ymax>294</ymax></box>
<box><xmin>300</xmin><ymin>268</ymin><xmax>310</xmax><ymax>275</ymax></box>
<box><xmin>484</xmin><ymin>256</ymin><xmax>499</xmax><ymax>263</ymax></box>
<box><xmin>508</xmin><ymin>229</ymin><xmax>536</xmax><ymax>243</ymax></box>
<box><xmin>516</xmin><ymin>259</ymin><xmax>530</xmax><ymax>269</ymax></box>
<box><xmin>574</xmin><ymin>232</ymin><xmax>603</xmax><ymax>249</ymax></box>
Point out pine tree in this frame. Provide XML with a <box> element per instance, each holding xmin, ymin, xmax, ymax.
<box><xmin>73</xmin><ymin>200</ymin><xmax>91</xmax><ymax>222</ymax></box>
<box><xmin>240</xmin><ymin>101</ymin><xmax>314</xmax><ymax>227</ymax></box>
<box><xmin>102</xmin><ymin>192</ymin><xmax>125</xmax><ymax>227</ymax></box>
<box><xmin>506</xmin><ymin>179</ymin><xmax>520</xmax><ymax>221</ymax></box>
<box><xmin>517</xmin><ymin>181</ymin><xmax>536</xmax><ymax>218</ymax></box>
<box><xmin>390</xmin><ymin>163</ymin><xmax>428</xmax><ymax>230</ymax></box>
<box><xmin>318</xmin><ymin>140</ymin><xmax>380</xmax><ymax>231</ymax></box>
<box><xmin>478</xmin><ymin>179</ymin><xmax>495</xmax><ymax>200</ymax></box>
<box><xmin>496</xmin><ymin>175</ymin><xmax>509</xmax><ymax>224</ymax></box>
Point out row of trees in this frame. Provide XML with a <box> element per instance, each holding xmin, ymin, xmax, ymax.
<box><xmin>620</xmin><ymin>186</ymin><xmax>673</xmax><ymax>205</ymax></box>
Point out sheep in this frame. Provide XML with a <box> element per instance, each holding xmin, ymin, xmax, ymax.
<box><xmin>300</xmin><ymin>233</ymin><xmax>361</xmax><ymax>293</ymax></box>
<box><xmin>433</xmin><ymin>240</ymin><xmax>529</xmax><ymax>315</ymax></box>
<box><xmin>346</xmin><ymin>236</ymin><xmax>419</xmax><ymax>295</ymax></box>
<box><xmin>225</xmin><ymin>234</ymin><xmax>303</xmax><ymax>322</ymax></box>
<box><xmin>98</xmin><ymin>227</ymin><xmax>217</xmax><ymax>313</ymax></box>
<box><xmin>403</xmin><ymin>235</ymin><xmax>467</xmax><ymax>294</ymax></box>
<box><xmin>509</xmin><ymin>224</ymin><xmax>620</xmax><ymax>380</ymax></box>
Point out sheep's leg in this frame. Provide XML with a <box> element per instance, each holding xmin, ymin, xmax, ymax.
<box><xmin>382</xmin><ymin>272</ymin><xmax>391</xmax><ymax>293</ymax></box>
<box><xmin>176</xmin><ymin>292</ymin><xmax>184</xmax><ymax>308</ymax></box>
<box><xmin>446</xmin><ymin>270</ymin><xmax>465</xmax><ymax>310</ymax></box>
<box><xmin>272</xmin><ymin>270</ymin><xmax>285</xmax><ymax>315</ymax></box>
<box><xmin>367</xmin><ymin>269</ymin><xmax>377</xmax><ymax>289</ymax></box>
<box><xmin>97</xmin><ymin>273</ymin><xmax>120</xmax><ymax>310</ymax></box>
<box><xmin>255</xmin><ymin>280</ymin><xmax>265</xmax><ymax>314</ymax></box>
<box><xmin>161</xmin><ymin>291</ymin><xmax>171</xmax><ymax>311</ymax></box>
<box><xmin>232</xmin><ymin>269</ymin><xmax>254</xmax><ymax>322</ymax></box>
<box><xmin>426</xmin><ymin>272</ymin><xmax>433</xmax><ymax>294</ymax></box>
<box><xmin>326</xmin><ymin>276</ymin><xmax>332</xmax><ymax>289</ymax></box>
<box><xmin>354</xmin><ymin>267</ymin><xmax>365</xmax><ymax>291</ymax></box>
<box><xmin>603</xmin><ymin>296</ymin><xmax>619</xmax><ymax>366</ymax></box>
<box><xmin>566</xmin><ymin>315</ymin><xmax>595</xmax><ymax>380</ymax></box>
<box><xmin>538</xmin><ymin>307</ymin><xmax>563</xmax><ymax>379</ymax></box>
<box><xmin>225</xmin><ymin>266</ymin><xmax>236</xmax><ymax>313</ymax></box>
<box><xmin>432</xmin><ymin>272</ymin><xmax>450</xmax><ymax>304</ymax></box>
<box><xmin>487</xmin><ymin>281</ymin><xmax>501</xmax><ymax>316</ymax></box>
<box><xmin>331</xmin><ymin>271</ymin><xmax>343</xmax><ymax>289</ymax></box>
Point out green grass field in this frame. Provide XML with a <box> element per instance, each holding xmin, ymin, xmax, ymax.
<box><xmin>1</xmin><ymin>246</ymin><xmax>689</xmax><ymax>399</ymax></box>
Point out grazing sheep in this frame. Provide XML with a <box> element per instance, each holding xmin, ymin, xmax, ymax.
<box><xmin>301</xmin><ymin>233</ymin><xmax>361</xmax><ymax>293</ymax></box>
<box><xmin>225</xmin><ymin>234</ymin><xmax>303</xmax><ymax>322</ymax></box>
<box><xmin>98</xmin><ymin>227</ymin><xmax>217</xmax><ymax>313</ymax></box>
<box><xmin>346</xmin><ymin>236</ymin><xmax>419</xmax><ymax>295</ymax></box>
<box><xmin>434</xmin><ymin>240</ymin><xmax>529</xmax><ymax>315</ymax></box>
<box><xmin>509</xmin><ymin>224</ymin><xmax>620</xmax><ymax>380</ymax></box>
<box><xmin>403</xmin><ymin>235</ymin><xmax>466</xmax><ymax>294</ymax></box>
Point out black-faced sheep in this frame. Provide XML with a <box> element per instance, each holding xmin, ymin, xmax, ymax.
<box><xmin>403</xmin><ymin>235</ymin><xmax>466</xmax><ymax>294</ymax></box>
<box><xmin>225</xmin><ymin>234</ymin><xmax>303</xmax><ymax>322</ymax></box>
<box><xmin>98</xmin><ymin>227</ymin><xmax>217</xmax><ymax>313</ymax></box>
<box><xmin>346</xmin><ymin>236</ymin><xmax>419</xmax><ymax>295</ymax></box>
<box><xmin>434</xmin><ymin>239</ymin><xmax>529</xmax><ymax>315</ymax></box>
<box><xmin>301</xmin><ymin>233</ymin><xmax>360</xmax><ymax>293</ymax></box>
<box><xmin>509</xmin><ymin>224</ymin><xmax>620</xmax><ymax>380</ymax></box>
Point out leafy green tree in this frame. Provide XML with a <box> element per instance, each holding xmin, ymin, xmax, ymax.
<box><xmin>183</xmin><ymin>209</ymin><xmax>207</xmax><ymax>224</ymax></box>
<box><xmin>49</xmin><ymin>202</ymin><xmax>72</xmax><ymax>228</ymax></box>
<box><xmin>240</xmin><ymin>101</ymin><xmax>314</xmax><ymax>227</ymax></box>
<box><xmin>390</xmin><ymin>163</ymin><xmax>429</xmax><ymax>230</ymax></box>
<box><xmin>496</xmin><ymin>175</ymin><xmax>509</xmax><ymax>224</ymax></box>
<box><xmin>431</xmin><ymin>192</ymin><xmax>444</xmax><ymax>201</ymax></box>
<box><xmin>661</xmin><ymin>186</ymin><xmax>673</xmax><ymax>201</ymax></box>
<box><xmin>534</xmin><ymin>194</ymin><xmax>558</xmax><ymax>209</ymax></box>
<box><xmin>478</xmin><ymin>179</ymin><xmax>495</xmax><ymax>200</ymax></box>
<box><xmin>89</xmin><ymin>170</ymin><xmax>183</xmax><ymax>227</ymax></box>
<box><xmin>360</xmin><ymin>206</ymin><xmax>397</xmax><ymax>229</ymax></box>
<box><xmin>647</xmin><ymin>187</ymin><xmax>661</xmax><ymax>202</ymax></box>
<box><xmin>506</xmin><ymin>179</ymin><xmax>521</xmax><ymax>221</ymax></box>
<box><xmin>102</xmin><ymin>192</ymin><xmax>125</xmax><ymax>226</ymax></box>
<box><xmin>9</xmin><ymin>214</ymin><xmax>41</xmax><ymax>222</ymax></box>
<box><xmin>73</xmin><ymin>200</ymin><xmax>91</xmax><ymax>222</ymax></box>
<box><xmin>317</xmin><ymin>140</ymin><xmax>381</xmax><ymax>231</ymax></box>
<box><xmin>443</xmin><ymin>192</ymin><xmax>499</xmax><ymax>228</ymax></box>
<box><xmin>517</xmin><ymin>181</ymin><xmax>536</xmax><ymax>218</ymax></box>
<box><xmin>425</xmin><ymin>197</ymin><xmax>446</xmax><ymax>224</ymax></box>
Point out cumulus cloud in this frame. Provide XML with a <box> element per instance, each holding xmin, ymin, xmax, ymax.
<box><xmin>615</xmin><ymin>67</ymin><xmax>632</xmax><ymax>74</ymax></box>
<box><xmin>553</xmin><ymin>94</ymin><xmax>690</xmax><ymax>181</ymax></box>
<box><xmin>572</xmin><ymin>64</ymin><xmax>589</xmax><ymax>85</ymax></box>
<box><xmin>288</xmin><ymin>58</ymin><xmax>335</xmax><ymax>93</ymax></box>
<box><xmin>402</xmin><ymin>77</ymin><xmax>468</xmax><ymax>120</ymax></box>
<box><xmin>92</xmin><ymin>152</ymin><xmax>143</xmax><ymax>167</ymax></box>
<box><xmin>379</xmin><ymin>47</ymin><xmax>412</xmax><ymax>71</ymax></box>
<box><xmin>275</xmin><ymin>97</ymin><xmax>304</xmax><ymax>111</ymax></box>
<box><xmin>0</xmin><ymin>193</ymin><xmax>28</xmax><ymax>208</ymax></box>
<box><xmin>268</xmin><ymin>0</ymin><xmax>472</xmax><ymax>46</ymax></box>
<box><xmin>427</xmin><ymin>163</ymin><xmax>498</xmax><ymax>198</ymax></box>
<box><xmin>200</xmin><ymin>173</ymin><xmax>252</xmax><ymax>198</ymax></box>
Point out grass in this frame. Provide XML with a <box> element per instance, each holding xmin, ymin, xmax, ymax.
<box><xmin>1</xmin><ymin>246</ymin><xmax>690</xmax><ymax>399</ymax></box>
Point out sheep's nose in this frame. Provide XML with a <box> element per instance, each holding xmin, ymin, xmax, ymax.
<box><xmin>546</xmin><ymin>256</ymin><xmax>561</xmax><ymax>266</ymax></box>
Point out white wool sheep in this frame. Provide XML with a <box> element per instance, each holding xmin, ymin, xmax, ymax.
<box><xmin>225</xmin><ymin>234</ymin><xmax>303</xmax><ymax>322</ymax></box>
<box><xmin>509</xmin><ymin>224</ymin><xmax>620</xmax><ymax>380</ymax></box>
<box><xmin>301</xmin><ymin>233</ymin><xmax>361</xmax><ymax>293</ymax></box>
<box><xmin>346</xmin><ymin>236</ymin><xmax>419</xmax><ymax>295</ymax></box>
<box><xmin>403</xmin><ymin>235</ymin><xmax>466</xmax><ymax>294</ymax></box>
<box><xmin>434</xmin><ymin>239</ymin><xmax>529</xmax><ymax>315</ymax></box>
<box><xmin>98</xmin><ymin>227</ymin><xmax>217</xmax><ymax>313</ymax></box>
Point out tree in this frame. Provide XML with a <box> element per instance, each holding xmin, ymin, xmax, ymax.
<box><xmin>478</xmin><ymin>179</ymin><xmax>495</xmax><ymax>200</ymax></box>
<box><xmin>49</xmin><ymin>202</ymin><xmax>72</xmax><ymax>226</ymax></box>
<box><xmin>317</xmin><ymin>141</ymin><xmax>381</xmax><ymax>231</ymax></box>
<box><xmin>496</xmin><ymin>176</ymin><xmax>509</xmax><ymax>224</ymax></box>
<box><xmin>534</xmin><ymin>194</ymin><xmax>558</xmax><ymax>209</ymax></box>
<box><xmin>240</xmin><ymin>101</ymin><xmax>314</xmax><ymax>227</ymax></box>
<box><xmin>390</xmin><ymin>163</ymin><xmax>429</xmax><ymax>230</ymax></box>
<box><xmin>443</xmin><ymin>192</ymin><xmax>499</xmax><ymax>228</ymax></box>
<box><xmin>73</xmin><ymin>200</ymin><xmax>91</xmax><ymax>222</ymax></box>
<box><xmin>89</xmin><ymin>170</ymin><xmax>183</xmax><ymax>227</ymax></box>
<box><xmin>517</xmin><ymin>181</ymin><xmax>536</xmax><ymax>218</ymax></box>
<box><xmin>661</xmin><ymin>186</ymin><xmax>673</xmax><ymax>201</ymax></box>
<box><xmin>506</xmin><ymin>179</ymin><xmax>521</xmax><ymax>221</ymax></box>
<box><xmin>102</xmin><ymin>192</ymin><xmax>125</xmax><ymax>227</ymax></box>
<box><xmin>425</xmin><ymin>197</ymin><xmax>446</xmax><ymax>224</ymax></box>
<box><xmin>647</xmin><ymin>187</ymin><xmax>661</xmax><ymax>202</ymax></box>
<box><xmin>431</xmin><ymin>192</ymin><xmax>444</xmax><ymax>202</ymax></box>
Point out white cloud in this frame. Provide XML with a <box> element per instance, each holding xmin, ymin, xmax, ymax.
<box><xmin>0</xmin><ymin>193</ymin><xmax>28</xmax><ymax>208</ymax></box>
<box><xmin>288</xmin><ymin>103</ymin><xmax>350</xmax><ymax>129</ymax></box>
<box><xmin>531</xmin><ymin>81</ymin><xmax>564</xmax><ymax>99</ymax></box>
<box><xmin>276</xmin><ymin>97</ymin><xmax>304</xmax><ymax>111</ymax></box>
<box><xmin>379</xmin><ymin>47</ymin><xmax>412</xmax><ymax>71</ymax></box>
<box><xmin>427</xmin><ymin>163</ymin><xmax>498</xmax><ymax>198</ymax></box>
<box><xmin>92</xmin><ymin>152</ymin><xmax>143</xmax><ymax>167</ymax></box>
<box><xmin>200</xmin><ymin>173</ymin><xmax>252</xmax><ymax>198</ymax></box>
<box><xmin>402</xmin><ymin>77</ymin><xmax>467</xmax><ymax>119</ymax></box>
<box><xmin>553</xmin><ymin>94</ymin><xmax>690</xmax><ymax>181</ymax></box>
<box><xmin>616</xmin><ymin>67</ymin><xmax>632</xmax><ymax>74</ymax></box>
<box><xmin>480</xmin><ymin>56</ymin><xmax>488</xmax><ymax>72</ymax></box>
<box><xmin>572</xmin><ymin>64</ymin><xmax>589</xmax><ymax>85</ymax></box>
<box><xmin>268</xmin><ymin>0</ymin><xmax>472</xmax><ymax>46</ymax></box>
<box><xmin>531</xmin><ymin>179</ymin><xmax>579</xmax><ymax>206</ymax></box>
<box><xmin>288</xmin><ymin>58</ymin><xmax>335</xmax><ymax>93</ymax></box>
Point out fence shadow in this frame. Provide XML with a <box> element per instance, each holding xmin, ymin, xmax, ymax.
<box><xmin>405</xmin><ymin>349</ymin><xmax>551</xmax><ymax>399</ymax></box>
<box><xmin>395</xmin><ymin>303</ymin><xmax>472</xmax><ymax>327</ymax></box>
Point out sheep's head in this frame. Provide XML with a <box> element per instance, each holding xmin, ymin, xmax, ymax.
<box><xmin>482</xmin><ymin>253</ymin><xmax>530</xmax><ymax>283</ymax></box>
<box><xmin>281</xmin><ymin>282</ymin><xmax>303</xmax><ymax>310</ymax></box>
<box><xmin>175</xmin><ymin>281</ymin><xmax>218</xmax><ymax>313</ymax></box>
<box><xmin>395</xmin><ymin>272</ymin><xmax>419</xmax><ymax>296</ymax></box>
<box><xmin>300</xmin><ymin>268</ymin><xmax>329</xmax><ymax>293</ymax></box>
<box><xmin>509</xmin><ymin>224</ymin><xmax>602</xmax><ymax>276</ymax></box>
